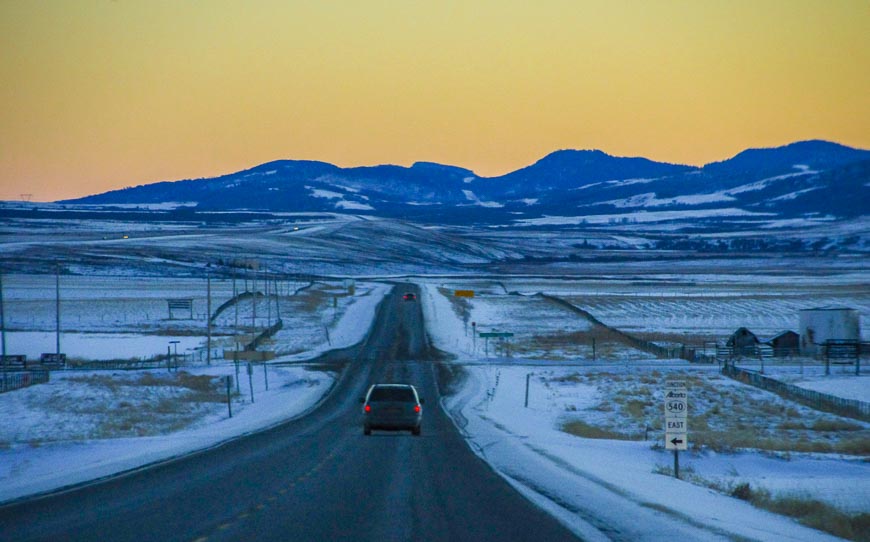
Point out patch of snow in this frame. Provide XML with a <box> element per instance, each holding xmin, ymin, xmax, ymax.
<box><xmin>335</xmin><ymin>200</ymin><xmax>374</xmax><ymax>211</ymax></box>
<box><xmin>0</xmin><ymin>366</ymin><xmax>335</xmax><ymax>504</ymax></box>
<box><xmin>90</xmin><ymin>202</ymin><xmax>197</xmax><ymax>211</ymax></box>
<box><xmin>4</xmin><ymin>332</ymin><xmax>203</xmax><ymax>361</ymax></box>
<box><xmin>759</xmin><ymin>217</ymin><xmax>835</xmax><ymax>229</ymax></box>
<box><xmin>769</xmin><ymin>187</ymin><xmax>823</xmax><ymax>201</ymax></box>
<box><xmin>603</xmin><ymin>192</ymin><xmax>736</xmax><ymax>208</ymax></box>
<box><xmin>329</xmin><ymin>184</ymin><xmax>360</xmax><ymax>193</ymax></box>
<box><xmin>789</xmin><ymin>377</ymin><xmax>869</xmax><ymax>403</ymax></box>
<box><xmin>462</xmin><ymin>190</ymin><xmax>504</xmax><ymax>208</ymax></box>
<box><xmin>723</xmin><ymin>170</ymin><xmax>818</xmax><ymax>197</ymax></box>
<box><xmin>307</xmin><ymin>187</ymin><xmax>343</xmax><ymax>200</ymax></box>
<box><xmin>516</xmin><ymin>208</ymin><xmax>774</xmax><ymax>226</ymax></box>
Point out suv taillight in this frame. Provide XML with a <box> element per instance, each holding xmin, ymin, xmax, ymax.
<box><xmin>364</xmin><ymin>404</ymin><xmax>371</xmax><ymax>413</ymax></box>
<box><xmin>414</xmin><ymin>404</ymin><xmax>421</xmax><ymax>413</ymax></box>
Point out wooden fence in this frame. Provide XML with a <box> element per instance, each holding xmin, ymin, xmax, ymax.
<box><xmin>722</xmin><ymin>364</ymin><xmax>870</xmax><ymax>421</ymax></box>
<box><xmin>1</xmin><ymin>370</ymin><xmax>50</xmax><ymax>393</ymax></box>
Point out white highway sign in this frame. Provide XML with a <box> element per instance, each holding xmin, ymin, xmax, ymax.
<box><xmin>664</xmin><ymin>380</ymin><xmax>688</xmax><ymax>451</ymax></box>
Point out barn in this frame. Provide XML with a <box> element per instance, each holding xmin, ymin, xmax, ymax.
<box><xmin>765</xmin><ymin>330</ymin><xmax>799</xmax><ymax>357</ymax></box>
<box><xmin>727</xmin><ymin>327</ymin><xmax>759</xmax><ymax>356</ymax></box>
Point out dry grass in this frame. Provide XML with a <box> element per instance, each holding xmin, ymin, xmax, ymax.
<box><xmin>554</xmin><ymin>370</ymin><xmax>870</xmax><ymax>455</ymax></box>
<box><xmin>563</xmin><ymin>421</ymin><xmax>632</xmax><ymax>440</ymax></box>
<box><xmin>732</xmin><ymin>484</ymin><xmax>870</xmax><ymax>542</ymax></box>
<box><xmin>651</xmin><ymin>470</ymin><xmax>870</xmax><ymax>541</ymax></box>
<box><xmin>511</xmin><ymin>328</ymin><xmax>636</xmax><ymax>360</ymax></box>
<box><xmin>439</xmin><ymin>287</ymin><xmax>472</xmax><ymax>322</ymax></box>
<box><xmin>291</xmin><ymin>288</ymin><xmax>330</xmax><ymax>313</ymax></box>
<box><xmin>40</xmin><ymin>371</ymin><xmax>227</xmax><ymax>439</ymax></box>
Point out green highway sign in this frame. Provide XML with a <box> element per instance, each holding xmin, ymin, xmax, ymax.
<box><xmin>478</xmin><ymin>332</ymin><xmax>514</xmax><ymax>338</ymax></box>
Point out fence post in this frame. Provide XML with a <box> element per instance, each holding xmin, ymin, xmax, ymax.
<box><xmin>225</xmin><ymin>376</ymin><xmax>233</xmax><ymax>418</ymax></box>
<box><xmin>524</xmin><ymin>373</ymin><xmax>530</xmax><ymax>408</ymax></box>
<box><xmin>263</xmin><ymin>362</ymin><xmax>269</xmax><ymax>391</ymax></box>
<box><xmin>247</xmin><ymin>362</ymin><xmax>254</xmax><ymax>403</ymax></box>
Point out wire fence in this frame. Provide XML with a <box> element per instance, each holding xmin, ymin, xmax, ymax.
<box><xmin>540</xmin><ymin>293</ymin><xmax>692</xmax><ymax>360</ymax></box>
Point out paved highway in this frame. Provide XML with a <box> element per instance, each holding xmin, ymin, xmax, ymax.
<box><xmin>0</xmin><ymin>284</ymin><xmax>580</xmax><ymax>542</ymax></box>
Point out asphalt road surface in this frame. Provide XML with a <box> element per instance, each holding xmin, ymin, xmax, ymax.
<box><xmin>0</xmin><ymin>284</ymin><xmax>580</xmax><ymax>542</ymax></box>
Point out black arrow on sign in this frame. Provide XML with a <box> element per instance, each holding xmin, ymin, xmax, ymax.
<box><xmin>670</xmin><ymin>437</ymin><xmax>684</xmax><ymax>446</ymax></box>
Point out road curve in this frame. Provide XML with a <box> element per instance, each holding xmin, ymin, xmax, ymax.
<box><xmin>0</xmin><ymin>283</ymin><xmax>580</xmax><ymax>542</ymax></box>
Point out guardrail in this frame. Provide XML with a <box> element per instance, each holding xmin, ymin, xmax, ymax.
<box><xmin>1</xmin><ymin>370</ymin><xmax>50</xmax><ymax>393</ymax></box>
<box><xmin>722</xmin><ymin>363</ymin><xmax>870</xmax><ymax>421</ymax></box>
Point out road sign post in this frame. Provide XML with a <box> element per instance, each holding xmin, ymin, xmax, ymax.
<box><xmin>478</xmin><ymin>332</ymin><xmax>513</xmax><ymax>359</ymax></box>
<box><xmin>664</xmin><ymin>380</ymin><xmax>688</xmax><ymax>478</ymax></box>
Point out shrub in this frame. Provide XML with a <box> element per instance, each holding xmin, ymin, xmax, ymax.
<box><xmin>623</xmin><ymin>400</ymin><xmax>649</xmax><ymax>420</ymax></box>
<box><xmin>731</xmin><ymin>482</ymin><xmax>753</xmax><ymax>501</ymax></box>
<box><xmin>811</xmin><ymin>419</ymin><xmax>863</xmax><ymax>432</ymax></box>
<box><xmin>562</xmin><ymin>421</ymin><xmax>629</xmax><ymax>440</ymax></box>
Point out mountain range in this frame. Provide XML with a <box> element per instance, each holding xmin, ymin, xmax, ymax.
<box><xmin>63</xmin><ymin>140</ymin><xmax>869</xmax><ymax>227</ymax></box>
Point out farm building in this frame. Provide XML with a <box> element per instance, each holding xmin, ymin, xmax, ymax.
<box><xmin>764</xmin><ymin>330</ymin><xmax>799</xmax><ymax>357</ymax></box>
<box><xmin>727</xmin><ymin>327</ymin><xmax>759</xmax><ymax>356</ymax></box>
<box><xmin>799</xmin><ymin>308</ymin><xmax>860</xmax><ymax>356</ymax></box>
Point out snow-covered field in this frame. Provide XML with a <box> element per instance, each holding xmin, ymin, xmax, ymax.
<box><xmin>0</xmin><ymin>365</ymin><xmax>334</xmax><ymax>503</ymax></box>
<box><xmin>0</xmin><ymin>274</ymin><xmax>387</xmax><ymax>362</ymax></box>
<box><xmin>2</xmin><ymin>269</ymin><xmax>868</xmax><ymax>541</ymax></box>
<box><xmin>420</xmin><ymin>280</ymin><xmax>870</xmax><ymax>541</ymax></box>
<box><xmin>0</xmin><ymin>279</ymin><xmax>389</xmax><ymax>503</ymax></box>
<box><xmin>418</xmin><ymin>276</ymin><xmax>870</xmax><ymax>353</ymax></box>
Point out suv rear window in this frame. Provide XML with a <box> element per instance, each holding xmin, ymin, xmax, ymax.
<box><xmin>369</xmin><ymin>387</ymin><xmax>416</xmax><ymax>402</ymax></box>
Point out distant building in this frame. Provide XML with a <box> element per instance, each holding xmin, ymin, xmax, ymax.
<box><xmin>799</xmin><ymin>308</ymin><xmax>860</xmax><ymax>356</ymax></box>
<box><xmin>765</xmin><ymin>330</ymin><xmax>799</xmax><ymax>357</ymax></box>
<box><xmin>727</xmin><ymin>327</ymin><xmax>759</xmax><ymax>356</ymax></box>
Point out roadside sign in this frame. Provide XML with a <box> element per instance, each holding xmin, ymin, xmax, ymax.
<box><xmin>454</xmin><ymin>290</ymin><xmax>475</xmax><ymax>298</ymax></box>
<box><xmin>478</xmin><ymin>332</ymin><xmax>514</xmax><ymax>338</ymax></box>
<box><xmin>664</xmin><ymin>380</ymin><xmax>688</xmax><ymax>451</ymax></box>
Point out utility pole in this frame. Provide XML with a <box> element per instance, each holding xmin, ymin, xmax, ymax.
<box><xmin>265</xmin><ymin>266</ymin><xmax>271</xmax><ymax>327</ymax></box>
<box><xmin>206</xmin><ymin>273</ymin><xmax>212</xmax><ymax>365</ymax></box>
<box><xmin>55</xmin><ymin>263</ymin><xmax>61</xmax><ymax>355</ymax></box>
<box><xmin>251</xmin><ymin>266</ymin><xmax>257</xmax><ymax>331</ymax></box>
<box><xmin>274</xmin><ymin>275</ymin><xmax>281</xmax><ymax>319</ymax></box>
<box><xmin>233</xmin><ymin>268</ymin><xmax>238</xmax><ymax>353</ymax></box>
<box><xmin>170</xmin><ymin>340</ymin><xmax>180</xmax><ymax>371</ymax></box>
<box><xmin>1</xmin><ymin>269</ymin><xmax>7</xmax><ymax>392</ymax></box>
<box><xmin>0</xmin><ymin>269</ymin><xmax>6</xmax><ymax>360</ymax></box>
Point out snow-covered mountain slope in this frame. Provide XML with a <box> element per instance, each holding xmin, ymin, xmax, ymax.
<box><xmin>58</xmin><ymin>140</ymin><xmax>870</xmax><ymax>228</ymax></box>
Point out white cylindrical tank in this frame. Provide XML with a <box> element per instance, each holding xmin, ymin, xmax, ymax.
<box><xmin>799</xmin><ymin>308</ymin><xmax>860</xmax><ymax>356</ymax></box>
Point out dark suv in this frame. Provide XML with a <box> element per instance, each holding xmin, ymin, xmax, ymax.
<box><xmin>361</xmin><ymin>384</ymin><xmax>423</xmax><ymax>436</ymax></box>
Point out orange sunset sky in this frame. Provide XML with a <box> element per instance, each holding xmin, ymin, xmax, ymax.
<box><xmin>1</xmin><ymin>1</ymin><xmax>868</xmax><ymax>202</ymax></box>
